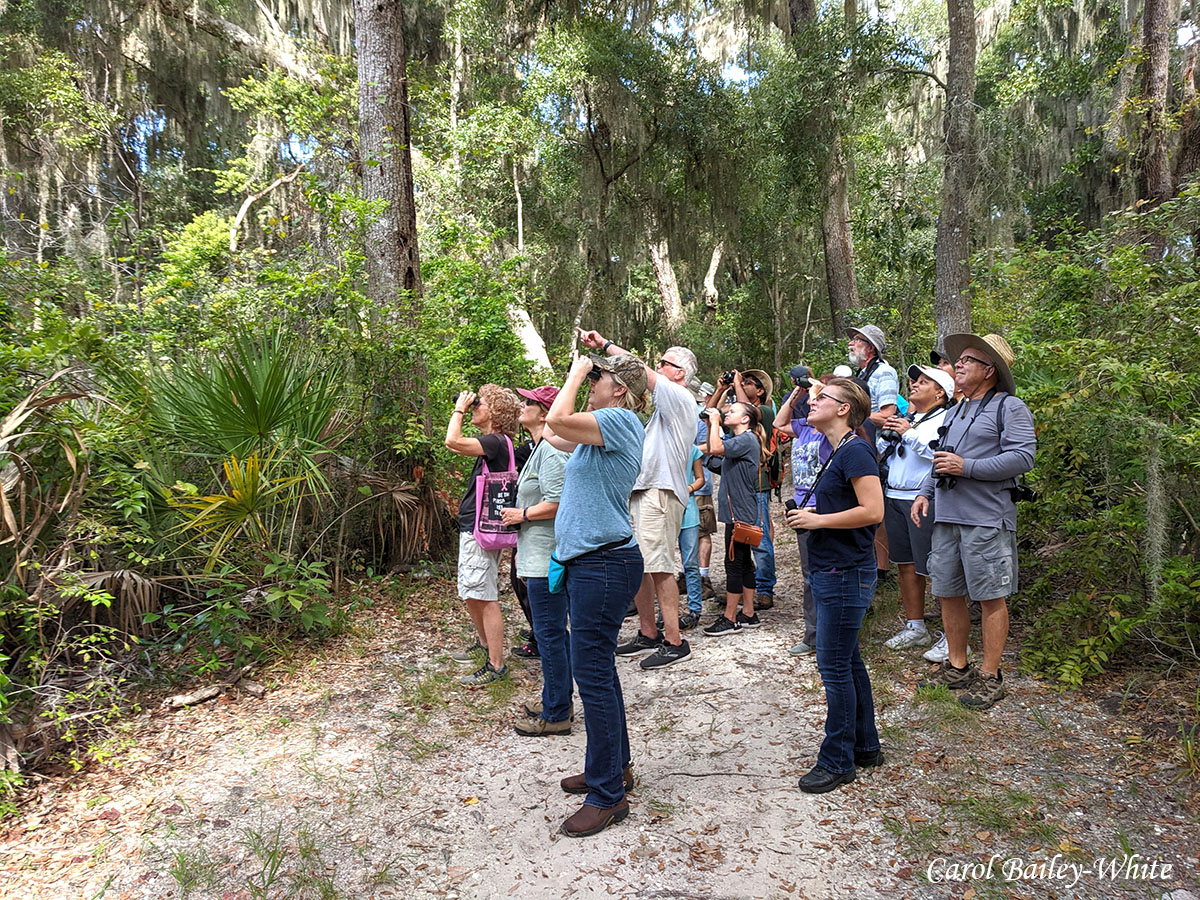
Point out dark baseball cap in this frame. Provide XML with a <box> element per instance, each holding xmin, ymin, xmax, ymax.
<box><xmin>788</xmin><ymin>365</ymin><xmax>812</xmax><ymax>386</ymax></box>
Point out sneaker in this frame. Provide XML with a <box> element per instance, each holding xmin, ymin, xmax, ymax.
<box><xmin>703</xmin><ymin>615</ymin><xmax>740</xmax><ymax>636</ymax></box>
<box><xmin>451</xmin><ymin>642</ymin><xmax>486</xmax><ymax>665</ymax></box>
<box><xmin>678</xmin><ymin>612</ymin><xmax>701</xmax><ymax>631</ymax></box>
<box><xmin>511</xmin><ymin>642</ymin><xmax>540</xmax><ymax>659</ymax></box>
<box><xmin>753</xmin><ymin>593</ymin><xmax>774</xmax><ymax>611</ymax></box>
<box><xmin>789</xmin><ymin>641</ymin><xmax>815</xmax><ymax>656</ymax></box>
<box><xmin>514</xmin><ymin>715</ymin><xmax>572</xmax><ymax>736</ymax></box>
<box><xmin>922</xmin><ymin>632</ymin><xmax>971</xmax><ymax>664</ymax></box>
<box><xmin>640</xmin><ymin>639</ymin><xmax>692</xmax><ymax>669</ymax></box>
<box><xmin>460</xmin><ymin>662</ymin><xmax>508</xmax><ymax>688</ymax></box>
<box><xmin>885</xmin><ymin>623</ymin><xmax>932</xmax><ymax>650</ymax></box>
<box><xmin>918</xmin><ymin>661</ymin><xmax>978</xmax><ymax>691</ymax></box>
<box><xmin>522</xmin><ymin>699</ymin><xmax>575</xmax><ymax>720</ymax></box>
<box><xmin>615</xmin><ymin>631</ymin><xmax>662</xmax><ymax>656</ymax></box>
<box><xmin>736</xmin><ymin>611</ymin><xmax>761</xmax><ymax>629</ymax></box>
<box><xmin>958</xmin><ymin>672</ymin><xmax>1006</xmax><ymax>710</ymax></box>
<box><xmin>700</xmin><ymin>576</ymin><xmax>717</xmax><ymax>600</ymax></box>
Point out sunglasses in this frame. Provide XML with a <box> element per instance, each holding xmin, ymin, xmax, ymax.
<box><xmin>658</xmin><ymin>358</ymin><xmax>684</xmax><ymax>371</ymax></box>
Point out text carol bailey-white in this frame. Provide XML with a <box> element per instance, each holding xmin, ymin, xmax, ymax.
<box><xmin>926</xmin><ymin>854</ymin><xmax>1174</xmax><ymax>889</ymax></box>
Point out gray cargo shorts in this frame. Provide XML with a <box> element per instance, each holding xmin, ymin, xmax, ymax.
<box><xmin>928</xmin><ymin>523</ymin><xmax>1018</xmax><ymax>600</ymax></box>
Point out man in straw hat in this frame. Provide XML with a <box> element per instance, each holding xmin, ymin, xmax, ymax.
<box><xmin>577</xmin><ymin>327</ymin><xmax>700</xmax><ymax>670</ymax></box>
<box><xmin>910</xmin><ymin>333</ymin><xmax>1036</xmax><ymax>710</ymax></box>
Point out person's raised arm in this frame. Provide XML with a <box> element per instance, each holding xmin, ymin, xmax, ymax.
<box><xmin>576</xmin><ymin>327</ymin><xmax>657</xmax><ymax>391</ymax></box>
<box><xmin>546</xmin><ymin>357</ymin><xmax>606</xmax><ymax>447</ymax></box>
<box><xmin>702</xmin><ymin>407</ymin><xmax>726</xmax><ymax>456</ymax></box>
<box><xmin>444</xmin><ymin>391</ymin><xmax>486</xmax><ymax>457</ymax></box>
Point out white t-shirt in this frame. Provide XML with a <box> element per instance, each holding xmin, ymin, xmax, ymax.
<box><xmin>633</xmin><ymin>377</ymin><xmax>697</xmax><ymax>508</ymax></box>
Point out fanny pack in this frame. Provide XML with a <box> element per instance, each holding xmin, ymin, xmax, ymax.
<box><xmin>730</xmin><ymin>521</ymin><xmax>763</xmax><ymax>548</ymax></box>
<box><xmin>548</xmin><ymin>536</ymin><xmax>633</xmax><ymax>593</ymax></box>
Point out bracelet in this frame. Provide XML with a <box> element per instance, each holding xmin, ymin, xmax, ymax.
<box><xmin>452</xmin><ymin>410</ymin><xmax>465</xmax><ymax>416</ymax></box>
<box><xmin>522</xmin><ymin>507</ymin><xmax>530</xmax><ymax>522</ymax></box>
<box><xmin>602</xmin><ymin>339</ymin><xmax>614</xmax><ymax>353</ymax></box>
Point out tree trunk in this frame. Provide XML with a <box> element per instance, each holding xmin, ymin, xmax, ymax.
<box><xmin>822</xmin><ymin>135</ymin><xmax>859</xmax><ymax>335</ymax></box>
<box><xmin>703</xmin><ymin>240</ymin><xmax>724</xmax><ymax>314</ymax></box>
<box><xmin>790</xmin><ymin>0</ymin><xmax>859</xmax><ymax>335</ymax></box>
<box><xmin>933</xmin><ymin>0</ymin><xmax>976</xmax><ymax>342</ymax></box>
<box><xmin>1137</xmin><ymin>0</ymin><xmax>1173</xmax><ymax>217</ymax></box>
<box><xmin>647</xmin><ymin>229</ymin><xmax>685</xmax><ymax>332</ymax></box>
<box><xmin>1173</xmin><ymin>44</ymin><xmax>1200</xmax><ymax>188</ymax></box>
<box><xmin>513</xmin><ymin>159</ymin><xmax>524</xmax><ymax>253</ymax></box>
<box><xmin>355</xmin><ymin>0</ymin><xmax>422</xmax><ymax>305</ymax></box>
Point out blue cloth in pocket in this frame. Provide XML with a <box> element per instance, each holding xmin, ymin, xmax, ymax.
<box><xmin>547</xmin><ymin>554</ymin><xmax>567</xmax><ymax>594</ymax></box>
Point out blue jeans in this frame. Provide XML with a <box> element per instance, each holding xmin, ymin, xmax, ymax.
<box><xmin>796</xmin><ymin>531</ymin><xmax>815</xmax><ymax>645</ymax></box>
<box><xmin>810</xmin><ymin>566</ymin><xmax>880</xmax><ymax>774</ymax></box>
<box><xmin>526</xmin><ymin>577</ymin><xmax>572</xmax><ymax>722</ymax></box>
<box><xmin>677</xmin><ymin>525</ymin><xmax>702</xmax><ymax>615</ymax></box>
<box><xmin>566</xmin><ymin>545</ymin><xmax>644</xmax><ymax>807</ymax></box>
<box><xmin>752</xmin><ymin>491</ymin><xmax>776</xmax><ymax>595</ymax></box>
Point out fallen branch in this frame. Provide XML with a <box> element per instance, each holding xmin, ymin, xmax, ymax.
<box><xmin>166</xmin><ymin>685</ymin><xmax>221</xmax><ymax>709</ymax></box>
<box><xmin>229</xmin><ymin>164</ymin><xmax>305</xmax><ymax>252</ymax></box>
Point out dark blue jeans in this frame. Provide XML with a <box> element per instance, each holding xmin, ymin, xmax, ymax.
<box><xmin>810</xmin><ymin>566</ymin><xmax>880</xmax><ymax>774</ymax></box>
<box><xmin>752</xmin><ymin>491</ymin><xmax>776</xmax><ymax>595</ymax></box>
<box><xmin>526</xmin><ymin>576</ymin><xmax>572</xmax><ymax>722</ymax></box>
<box><xmin>566</xmin><ymin>545</ymin><xmax>644</xmax><ymax>808</ymax></box>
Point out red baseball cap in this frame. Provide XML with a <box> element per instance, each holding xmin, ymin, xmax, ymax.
<box><xmin>516</xmin><ymin>385</ymin><xmax>560</xmax><ymax>408</ymax></box>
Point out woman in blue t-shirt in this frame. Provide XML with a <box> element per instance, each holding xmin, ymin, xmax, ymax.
<box><xmin>784</xmin><ymin>377</ymin><xmax>885</xmax><ymax>794</ymax></box>
<box><xmin>545</xmin><ymin>352</ymin><xmax>648</xmax><ymax>838</ymax></box>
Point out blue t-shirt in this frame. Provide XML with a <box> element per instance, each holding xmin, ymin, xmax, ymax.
<box><xmin>807</xmin><ymin>437</ymin><xmax>880</xmax><ymax>571</ymax></box>
<box><xmin>681</xmin><ymin>445</ymin><xmax>702</xmax><ymax>529</ymax></box>
<box><xmin>555</xmin><ymin>407</ymin><xmax>644</xmax><ymax>562</ymax></box>
<box><xmin>694</xmin><ymin>417</ymin><xmax>713</xmax><ymax>496</ymax></box>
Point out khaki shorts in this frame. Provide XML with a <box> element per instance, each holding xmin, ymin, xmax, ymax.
<box><xmin>928</xmin><ymin>523</ymin><xmax>1018</xmax><ymax>601</ymax></box>
<box><xmin>458</xmin><ymin>532</ymin><xmax>501</xmax><ymax>601</ymax></box>
<box><xmin>630</xmin><ymin>488</ymin><xmax>686</xmax><ymax>574</ymax></box>
<box><xmin>695</xmin><ymin>494</ymin><xmax>717</xmax><ymax>536</ymax></box>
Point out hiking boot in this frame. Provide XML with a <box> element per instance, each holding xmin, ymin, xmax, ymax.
<box><xmin>923</xmin><ymin>632</ymin><xmax>971</xmax><ymax>664</ymax></box>
<box><xmin>615</xmin><ymin>631</ymin><xmax>661</xmax><ymax>656</ymax></box>
<box><xmin>798</xmin><ymin>764</ymin><xmax>855</xmax><ymax>794</ymax></box>
<box><xmin>460</xmin><ymin>662</ymin><xmax>508</xmax><ymax>688</ymax></box>
<box><xmin>451</xmin><ymin>642</ymin><xmax>486</xmax><ymax>665</ymax></box>
<box><xmin>514</xmin><ymin>715</ymin><xmax>572</xmax><ymax>737</ymax></box>
<box><xmin>511</xmin><ymin>642</ymin><xmax>540</xmax><ymax>659</ymax></box>
<box><xmin>958</xmin><ymin>672</ymin><xmax>1006</xmax><ymax>710</ymax></box>
<box><xmin>561</xmin><ymin>764</ymin><xmax>635</xmax><ymax>795</ymax></box>
<box><xmin>523</xmin><ymin>699</ymin><xmax>575</xmax><ymax>720</ymax></box>
<box><xmin>560</xmin><ymin>798</ymin><xmax>630</xmax><ymax>837</ymax></box>
<box><xmin>702</xmin><ymin>615</ymin><xmax>740</xmax><ymax>636</ymax></box>
<box><xmin>700</xmin><ymin>576</ymin><xmax>717</xmax><ymax>600</ymax></box>
<box><xmin>855</xmin><ymin>749</ymin><xmax>885</xmax><ymax>768</ymax></box>
<box><xmin>678</xmin><ymin>612</ymin><xmax>701</xmax><ymax>631</ymax></box>
<box><xmin>736</xmin><ymin>611</ymin><xmax>761</xmax><ymax>629</ymax></box>
<box><xmin>640</xmin><ymin>639</ymin><xmax>691</xmax><ymax>669</ymax></box>
<box><xmin>789</xmin><ymin>640</ymin><xmax>815</xmax><ymax>656</ymax></box>
<box><xmin>753</xmin><ymin>593</ymin><xmax>774</xmax><ymax>611</ymax></box>
<box><xmin>885</xmin><ymin>623</ymin><xmax>932</xmax><ymax>650</ymax></box>
<box><xmin>918</xmin><ymin>661</ymin><xmax>977</xmax><ymax>691</ymax></box>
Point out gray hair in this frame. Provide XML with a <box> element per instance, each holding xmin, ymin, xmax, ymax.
<box><xmin>665</xmin><ymin>346</ymin><xmax>698</xmax><ymax>379</ymax></box>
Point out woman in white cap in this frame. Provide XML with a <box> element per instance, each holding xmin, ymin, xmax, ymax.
<box><xmin>879</xmin><ymin>365</ymin><xmax>956</xmax><ymax>652</ymax></box>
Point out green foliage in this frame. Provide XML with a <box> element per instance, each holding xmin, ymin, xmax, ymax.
<box><xmin>0</xmin><ymin>39</ymin><xmax>114</xmax><ymax>147</ymax></box>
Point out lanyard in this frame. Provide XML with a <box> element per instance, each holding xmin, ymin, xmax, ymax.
<box><xmin>797</xmin><ymin>431</ymin><xmax>856</xmax><ymax>509</ymax></box>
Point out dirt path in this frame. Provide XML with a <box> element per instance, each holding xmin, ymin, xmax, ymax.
<box><xmin>2</xmin><ymin>507</ymin><xmax>1198</xmax><ymax>899</ymax></box>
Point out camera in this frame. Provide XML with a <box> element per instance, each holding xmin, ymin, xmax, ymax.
<box><xmin>784</xmin><ymin>498</ymin><xmax>807</xmax><ymax>531</ymax></box>
<box><xmin>720</xmin><ymin>371</ymin><xmax>735</xmax><ymax>385</ymax></box>
<box><xmin>1010</xmin><ymin>483</ymin><xmax>1037</xmax><ymax>503</ymax></box>
<box><xmin>700</xmin><ymin>408</ymin><xmax>720</xmax><ymax>422</ymax></box>
<box><xmin>452</xmin><ymin>392</ymin><xmax>481</xmax><ymax>408</ymax></box>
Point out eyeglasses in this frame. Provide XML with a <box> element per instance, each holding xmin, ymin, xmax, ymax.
<box><xmin>743</xmin><ymin>378</ymin><xmax>762</xmax><ymax>390</ymax></box>
<box><xmin>956</xmin><ymin>354</ymin><xmax>993</xmax><ymax>369</ymax></box>
<box><xmin>657</xmin><ymin>358</ymin><xmax>683</xmax><ymax>371</ymax></box>
<box><xmin>812</xmin><ymin>392</ymin><xmax>848</xmax><ymax>406</ymax></box>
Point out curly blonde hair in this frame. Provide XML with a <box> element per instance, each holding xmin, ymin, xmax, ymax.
<box><xmin>478</xmin><ymin>383</ymin><xmax>521</xmax><ymax>438</ymax></box>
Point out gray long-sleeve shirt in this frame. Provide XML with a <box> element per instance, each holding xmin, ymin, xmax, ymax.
<box><xmin>918</xmin><ymin>391</ymin><xmax>1036</xmax><ymax>532</ymax></box>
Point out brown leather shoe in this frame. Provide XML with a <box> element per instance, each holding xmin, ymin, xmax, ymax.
<box><xmin>560</xmin><ymin>798</ymin><xmax>630</xmax><ymax>837</ymax></box>
<box><xmin>560</xmin><ymin>764</ymin><xmax>634</xmax><ymax>795</ymax></box>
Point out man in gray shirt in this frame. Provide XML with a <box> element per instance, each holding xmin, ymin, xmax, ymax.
<box><xmin>911</xmin><ymin>333</ymin><xmax>1035</xmax><ymax>710</ymax></box>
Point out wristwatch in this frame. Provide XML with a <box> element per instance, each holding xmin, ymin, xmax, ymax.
<box><xmin>602</xmin><ymin>339</ymin><xmax>614</xmax><ymax>353</ymax></box>
<box><xmin>522</xmin><ymin>507</ymin><xmax>530</xmax><ymax>522</ymax></box>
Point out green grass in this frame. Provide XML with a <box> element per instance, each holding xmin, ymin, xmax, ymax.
<box><xmin>166</xmin><ymin>843</ymin><xmax>220</xmax><ymax>897</ymax></box>
<box><xmin>882</xmin><ymin>812</ymin><xmax>947</xmax><ymax>855</ymax></box>
<box><xmin>912</xmin><ymin>683</ymin><xmax>981</xmax><ymax>732</ymax></box>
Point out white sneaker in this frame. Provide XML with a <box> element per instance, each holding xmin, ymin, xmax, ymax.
<box><xmin>885</xmin><ymin>623</ymin><xmax>932</xmax><ymax>650</ymax></box>
<box><xmin>789</xmin><ymin>641</ymin><xmax>815</xmax><ymax>656</ymax></box>
<box><xmin>922</xmin><ymin>631</ymin><xmax>970</xmax><ymax>663</ymax></box>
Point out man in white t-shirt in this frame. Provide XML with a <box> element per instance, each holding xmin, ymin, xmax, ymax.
<box><xmin>576</xmin><ymin>328</ymin><xmax>698</xmax><ymax>670</ymax></box>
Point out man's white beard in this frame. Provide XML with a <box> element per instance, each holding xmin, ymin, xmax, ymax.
<box><xmin>849</xmin><ymin>349</ymin><xmax>867</xmax><ymax>368</ymax></box>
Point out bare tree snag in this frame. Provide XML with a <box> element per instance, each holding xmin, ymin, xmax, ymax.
<box><xmin>647</xmin><ymin>230</ymin><xmax>685</xmax><ymax>332</ymax></box>
<box><xmin>229</xmin><ymin>164</ymin><xmax>305</xmax><ymax>252</ymax></box>
<box><xmin>703</xmin><ymin>240</ymin><xmax>724</xmax><ymax>312</ymax></box>
<box><xmin>933</xmin><ymin>0</ymin><xmax>976</xmax><ymax>341</ymax></box>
